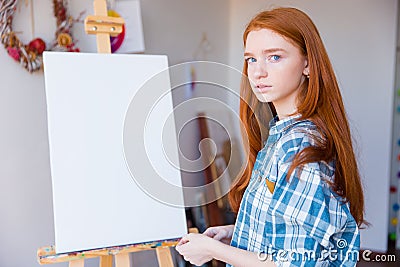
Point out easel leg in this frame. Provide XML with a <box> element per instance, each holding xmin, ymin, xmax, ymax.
<box><xmin>100</xmin><ymin>255</ymin><xmax>113</xmax><ymax>267</ymax></box>
<box><xmin>69</xmin><ymin>259</ymin><xmax>84</xmax><ymax>267</ymax></box>
<box><xmin>156</xmin><ymin>247</ymin><xmax>174</xmax><ymax>267</ymax></box>
<box><xmin>115</xmin><ymin>253</ymin><xmax>131</xmax><ymax>267</ymax></box>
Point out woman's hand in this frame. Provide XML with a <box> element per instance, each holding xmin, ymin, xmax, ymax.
<box><xmin>203</xmin><ymin>224</ymin><xmax>234</xmax><ymax>245</ymax></box>
<box><xmin>176</xmin><ymin>228</ymin><xmax>276</xmax><ymax>267</ymax></box>
<box><xmin>175</xmin><ymin>233</ymin><xmax>218</xmax><ymax>266</ymax></box>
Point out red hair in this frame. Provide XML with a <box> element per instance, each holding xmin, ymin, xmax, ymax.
<box><xmin>228</xmin><ymin>7</ymin><xmax>366</xmax><ymax>227</ymax></box>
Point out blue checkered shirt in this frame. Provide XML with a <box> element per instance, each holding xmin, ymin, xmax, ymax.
<box><xmin>228</xmin><ymin>115</ymin><xmax>360</xmax><ymax>266</ymax></box>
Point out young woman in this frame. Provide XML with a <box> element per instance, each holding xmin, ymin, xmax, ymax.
<box><xmin>176</xmin><ymin>7</ymin><xmax>365</xmax><ymax>266</ymax></box>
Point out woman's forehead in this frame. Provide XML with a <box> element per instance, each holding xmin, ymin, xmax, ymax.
<box><xmin>245</xmin><ymin>29</ymin><xmax>299</xmax><ymax>53</ymax></box>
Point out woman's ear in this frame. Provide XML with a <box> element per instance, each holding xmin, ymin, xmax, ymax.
<box><xmin>303</xmin><ymin>59</ymin><xmax>310</xmax><ymax>77</ymax></box>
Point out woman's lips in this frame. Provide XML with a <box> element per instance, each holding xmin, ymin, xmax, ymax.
<box><xmin>256</xmin><ymin>84</ymin><xmax>271</xmax><ymax>93</ymax></box>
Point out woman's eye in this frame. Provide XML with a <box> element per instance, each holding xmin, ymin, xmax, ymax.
<box><xmin>270</xmin><ymin>55</ymin><xmax>281</xmax><ymax>62</ymax></box>
<box><xmin>245</xmin><ymin>57</ymin><xmax>256</xmax><ymax>63</ymax></box>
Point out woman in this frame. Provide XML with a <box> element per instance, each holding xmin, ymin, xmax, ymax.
<box><xmin>176</xmin><ymin>7</ymin><xmax>365</xmax><ymax>267</ymax></box>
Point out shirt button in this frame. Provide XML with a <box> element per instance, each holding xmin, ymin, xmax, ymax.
<box><xmin>258</xmin><ymin>176</ymin><xmax>262</xmax><ymax>182</ymax></box>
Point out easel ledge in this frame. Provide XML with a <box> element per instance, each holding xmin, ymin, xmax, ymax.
<box><xmin>37</xmin><ymin>238</ymin><xmax>179</xmax><ymax>265</ymax></box>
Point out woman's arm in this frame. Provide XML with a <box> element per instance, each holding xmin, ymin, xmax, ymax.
<box><xmin>202</xmin><ymin>224</ymin><xmax>235</xmax><ymax>245</ymax></box>
<box><xmin>214</xmin><ymin>238</ymin><xmax>276</xmax><ymax>267</ymax></box>
<box><xmin>175</xmin><ymin>233</ymin><xmax>276</xmax><ymax>267</ymax></box>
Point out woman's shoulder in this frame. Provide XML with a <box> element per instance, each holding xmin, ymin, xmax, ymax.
<box><xmin>276</xmin><ymin>119</ymin><xmax>321</xmax><ymax>152</ymax></box>
<box><xmin>274</xmin><ymin>119</ymin><xmax>335</xmax><ymax>177</ymax></box>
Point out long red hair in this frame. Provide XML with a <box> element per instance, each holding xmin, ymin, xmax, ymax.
<box><xmin>228</xmin><ymin>7</ymin><xmax>366</xmax><ymax>227</ymax></box>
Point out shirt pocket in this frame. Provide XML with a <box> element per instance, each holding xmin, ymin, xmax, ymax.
<box><xmin>248</xmin><ymin>143</ymin><xmax>278</xmax><ymax>193</ymax></box>
<box><xmin>249</xmin><ymin>158</ymin><xmax>276</xmax><ymax>193</ymax></box>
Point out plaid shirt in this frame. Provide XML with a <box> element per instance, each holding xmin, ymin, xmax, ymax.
<box><xmin>229</xmin><ymin>115</ymin><xmax>359</xmax><ymax>267</ymax></box>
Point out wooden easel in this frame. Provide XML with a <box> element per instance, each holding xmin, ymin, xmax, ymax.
<box><xmin>37</xmin><ymin>0</ymin><xmax>193</xmax><ymax>266</ymax></box>
<box><xmin>37</xmin><ymin>239</ymin><xmax>179</xmax><ymax>267</ymax></box>
<box><xmin>37</xmin><ymin>230</ymin><xmax>198</xmax><ymax>267</ymax></box>
<box><xmin>84</xmin><ymin>0</ymin><xmax>124</xmax><ymax>54</ymax></box>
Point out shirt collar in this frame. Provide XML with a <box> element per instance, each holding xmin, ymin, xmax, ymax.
<box><xmin>268</xmin><ymin>113</ymin><xmax>302</xmax><ymax>135</ymax></box>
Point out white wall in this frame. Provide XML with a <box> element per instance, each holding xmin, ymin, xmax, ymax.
<box><xmin>140</xmin><ymin>0</ymin><xmax>232</xmax><ymax>190</ymax></box>
<box><xmin>228</xmin><ymin>0</ymin><xmax>398</xmax><ymax>252</ymax></box>
<box><xmin>0</xmin><ymin>2</ymin><xmax>57</xmax><ymax>267</ymax></box>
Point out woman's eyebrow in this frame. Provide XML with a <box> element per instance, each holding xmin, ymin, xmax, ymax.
<box><xmin>244</xmin><ymin>48</ymin><xmax>287</xmax><ymax>57</ymax></box>
<box><xmin>263</xmin><ymin>48</ymin><xmax>287</xmax><ymax>53</ymax></box>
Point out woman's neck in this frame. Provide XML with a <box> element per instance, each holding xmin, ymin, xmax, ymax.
<box><xmin>272</xmin><ymin>98</ymin><xmax>298</xmax><ymax>120</ymax></box>
<box><xmin>275</xmin><ymin>107</ymin><xmax>299</xmax><ymax>120</ymax></box>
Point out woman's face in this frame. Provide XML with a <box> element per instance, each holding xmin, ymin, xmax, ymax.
<box><xmin>244</xmin><ymin>28</ymin><xmax>309</xmax><ymax>116</ymax></box>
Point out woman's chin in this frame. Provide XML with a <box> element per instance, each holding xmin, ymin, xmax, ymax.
<box><xmin>255</xmin><ymin>94</ymin><xmax>272</xmax><ymax>103</ymax></box>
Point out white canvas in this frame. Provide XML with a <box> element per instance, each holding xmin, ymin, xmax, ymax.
<box><xmin>43</xmin><ymin>52</ymin><xmax>187</xmax><ymax>253</ymax></box>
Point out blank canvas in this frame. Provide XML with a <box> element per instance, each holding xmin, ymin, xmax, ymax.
<box><xmin>43</xmin><ymin>52</ymin><xmax>187</xmax><ymax>253</ymax></box>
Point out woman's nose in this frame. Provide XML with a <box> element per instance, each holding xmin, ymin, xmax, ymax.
<box><xmin>253</xmin><ymin>60</ymin><xmax>268</xmax><ymax>79</ymax></box>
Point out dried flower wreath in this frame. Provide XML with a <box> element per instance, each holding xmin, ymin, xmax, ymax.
<box><xmin>0</xmin><ymin>0</ymin><xmax>80</xmax><ymax>73</ymax></box>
